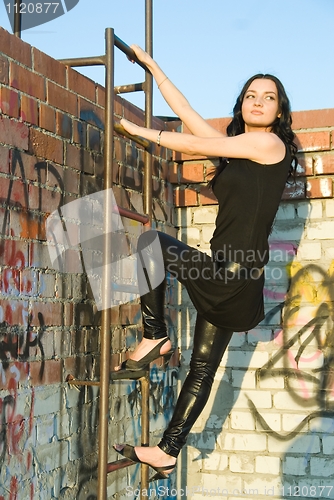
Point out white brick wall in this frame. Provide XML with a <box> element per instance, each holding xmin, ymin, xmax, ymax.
<box><xmin>173</xmin><ymin>178</ymin><xmax>334</xmax><ymax>495</ymax></box>
<box><xmin>255</xmin><ymin>455</ymin><xmax>281</xmax><ymax>475</ymax></box>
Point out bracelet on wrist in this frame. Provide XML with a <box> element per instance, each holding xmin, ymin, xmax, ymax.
<box><xmin>156</xmin><ymin>130</ymin><xmax>163</xmax><ymax>146</ymax></box>
<box><xmin>158</xmin><ymin>76</ymin><xmax>168</xmax><ymax>89</ymax></box>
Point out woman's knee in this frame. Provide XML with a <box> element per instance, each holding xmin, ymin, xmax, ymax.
<box><xmin>137</xmin><ymin>230</ymin><xmax>160</xmax><ymax>254</ymax></box>
<box><xmin>188</xmin><ymin>358</ymin><xmax>216</xmax><ymax>391</ymax></box>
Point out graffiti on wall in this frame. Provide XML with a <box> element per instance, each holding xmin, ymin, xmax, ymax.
<box><xmin>249</xmin><ymin>259</ymin><xmax>334</xmax><ymax>438</ymax></box>
<box><xmin>0</xmin><ymin>148</ymin><xmax>65</xmax><ymax>498</ymax></box>
<box><xmin>1</xmin><ymin>127</ymin><xmax>174</xmax><ymax>497</ymax></box>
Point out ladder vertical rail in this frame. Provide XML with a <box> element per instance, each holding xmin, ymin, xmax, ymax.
<box><xmin>140</xmin><ymin>373</ymin><xmax>150</xmax><ymax>498</ymax></box>
<box><xmin>144</xmin><ymin>0</ymin><xmax>153</xmax><ymax>220</ymax></box>
<box><xmin>97</xmin><ymin>27</ymin><xmax>114</xmax><ymax>500</ymax></box>
<box><xmin>139</xmin><ymin>3</ymin><xmax>153</xmax><ymax>496</ymax></box>
<box><xmin>14</xmin><ymin>0</ymin><xmax>22</xmax><ymax>37</ymax></box>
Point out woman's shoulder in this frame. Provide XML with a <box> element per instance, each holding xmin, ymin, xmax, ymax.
<box><xmin>243</xmin><ymin>132</ymin><xmax>286</xmax><ymax>165</ymax></box>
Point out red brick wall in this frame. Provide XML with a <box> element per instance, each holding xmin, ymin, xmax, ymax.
<box><xmin>0</xmin><ymin>27</ymin><xmax>177</xmax><ymax>498</ymax></box>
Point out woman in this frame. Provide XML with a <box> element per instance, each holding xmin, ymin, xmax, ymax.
<box><xmin>114</xmin><ymin>45</ymin><xmax>297</xmax><ymax>479</ymax></box>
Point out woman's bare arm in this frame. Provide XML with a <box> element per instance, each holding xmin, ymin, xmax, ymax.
<box><xmin>130</xmin><ymin>45</ymin><xmax>224</xmax><ymax>138</ymax></box>
<box><xmin>120</xmin><ymin>118</ymin><xmax>285</xmax><ymax>165</ymax></box>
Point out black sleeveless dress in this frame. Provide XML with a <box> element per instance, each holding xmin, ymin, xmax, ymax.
<box><xmin>179</xmin><ymin>148</ymin><xmax>291</xmax><ymax>332</ymax></box>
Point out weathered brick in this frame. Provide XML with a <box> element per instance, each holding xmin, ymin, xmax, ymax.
<box><xmin>114</xmin><ymin>94</ymin><xmax>123</xmax><ymax>117</ymax></box>
<box><xmin>0</xmin><ymin>55</ymin><xmax>9</xmax><ymax>84</ymax></box>
<box><xmin>296</xmin><ymin>155</ymin><xmax>313</xmax><ymax>176</ymax></box>
<box><xmin>307</xmin><ymin>220</ymin><xmax>334</xmax><ymax>240</ymax></box>
<box><xmin>34</xmin><ymin>185</ymin><xmax>62</xmax><ymax>214</ymax></box>
<box><xmin>0</xmin><ymin>87</ymin><xmax>20</xmax><ymax>118</ymax></box>
<box><xmin>14</xmin><ymin>210</ymin><xmax>46</xmax><ymax>241</ymax></box>
<box><xmin>0</xmin><ymin>177</ymin><xmax>29</xmax><ymax>209</ymax></box>
<box><xmin>74</xmin><ymin>303</ymin><xmax>96</xmax><ymax>327</ymax></box>
<box><xmin>165</xmin><ymin>183</ymin><xmax>174</xmax><ymax>205</ymax></box>
<box><xmin>174</xmin><ymin>187</ymin><xmax>198</xmax><ymax>207</ymax></box>
<box><xmin>292</xmin><ymin>108</ymin><xmax>334</xmax><ymax>129</ymax></box>
<box><xmin>230</xmin><ymin>454</ymin><xmax>254</xmax><ymax>473</ymax></box>
<box><xmin>87</xmin><ymin>125</ymin><xmax>101</xmax><ymax>152</ymax></box>
<box><xmin>180</xmin><ymin>162</ymin><xmax>204</xmax><ymax>183</ymax></box>
<box><xmin>72</xmin><ymin>119</ymin><xmax>87</xmax><ymax>146</ymax></box>
<box><xmin>0</xmin><ymin>299</ymin><xmax>28</xmax><ymax>325</ymax></box>
<box><xmin>325</xmin><ymin>199</ymin><xmax>334</xmax><ymax>218</ymax></box>
<box><xmin>168</xmin><ymin>162</ymin><xmax>178</xmax><ymax>183</ymax></box>
<box><xmin>94</xmin><ymin>153</ymin><xmax>104</xmax><ymax>177</ymax></box>
<box><xmin>29</xmin><ymin>241</ymin><xmax>53</xmax><ymax>268</ymax></box>
<box><xmin>78</xmin><ymin>97</ymin><xmax>105</xmax><ymax>129</ymax></box>
<box><xmin>114</xmin><ymin>138</ymin><xmax>126</xmax><ymax>164</ymax></box>
<box><xmin>50</xmin><ymin>163</ymin><xmax>80</xmax><ymax>195</ymax></box>
<box><xmin>296</xmin><ymin>241</ymin><xmax>322</xmax><ymax>260</ymax></box>
<box><xmin>306</xmin><ymin>177</ymin><xmax>333</xmax><ymax>198</ymax></box>
<box><xmin>20</xmin><ymin>95</ymin><xmax>38</xmax><ymax>125</ymax></box>
<box><xmin>230</xmin><ymin>411</ymin><xmax>256</xmax><ymax>430</ymax></box>
<box><xmin>47</xmin><ymin>81</ymin><xmax>78</xmax><ymax>116</ymax></box>
<box><xmin>152</xmin><ymin>158</ymin><xmax>165</xmax><ymax>179</ymax></box>
<box><xmin>39</xmin><ymin>272</ymin><xmax>56</xmax><ymax>298</ymax></box>
<box><xmin>282</xmin><ymin>456</ymin><xmax>307</xmax><ymax>476</ymax></box>
<box><xmin>0</xmin><ymin>115</ymin><xmax>29</xmax><ymax>150</ymax></box>
<box><xmin>0</xmin><ymin>27</ymin><xmax>32</xmax><ymax>67</ymax></box>
<box><xmin>152</xmin><ymin>178</ymin><xmax>165</xmax><ymax>202</ymax></box>
<box><xmin>111</xmin><ymin>306</ymin><xmax>120</xmax><ymax>325</ymax></box>
<box><xmin>39</xmin><ymin>103</ymin><xmax>56</xmax><ymax>133</ymax></box>
<box><xmin>120</xmin><ymin>165</ymin><xmax>143</xmax><ymax>191</ymax></box>
<box><xmin>10</xmin><ymin>62</ymin><xmax>45</xmax><ymax>100</ymax></box>
<box><xmin>0</xmin><ymin>267</ymin><xmax>20</xmax><ymax>295</ymax></box>
<box><xmin>29</xmin><ymin>128</ymin><xmax>63</xmax><ymax>164</ymax></box>
<box><xmin>56</xmin><ymin>111</ymin><xmax>72</xmax><ymax>139</ymax></box>
<box><xmin>68</xmin><ymin>69</ymin><xmax>96</xmax><ymax>102</ymax></box>
<box><xmin>295</xmin><ymin>131</ymin><xmax>330</xmax><ymax>152</ymax></box>
<box><xmin>222</xmin><ymin>432</ymin><xmax>267</xmax><ymax>452</ymax></box>
<box><xmin>314</xmin><ymin>153</ymin><xmax>334</xmax><ymax>175</ymax></box>
<box><xmin>119</xmin><ymin>303</ymin><xmax>141</xmax><ymax>325</ymax></box>
<box><xmin>0</xmin><ymin>362</ymin><xmax>29</xmax><ymax>390</ymax></box>
<box><xmin>66</xmin><ymin>143</ymin><xmax>94</xmax><ymax>174</ymax></box>
<box><xmin>20</xmin><ymin>268</ymin><xmax>38</xmax><ymax>296</ymax></box>
<box><xmin>123</xmin><ymin>99</ymin><xmax>145</xmax><ymax>126</ymax></box>
<box><xmin>30</xmin><ymin>301</ymin><xmax>63</xmax><ymax>326</ymax></box>
<box><xmin>152</xmin><ymin>199</ymin><xmax>166</xmax><ymax>222</ymax></box>
<box><xmin>0</xmin><ymin>145</ymin><xmax>10</xmax><ymax>173</ymax></box>
<box><xmin>96</xmin><ymin>84</ymin><xmax>105</xmax><ymax>107</ymax></box>
<box><xmin>310</xmin><ymin>457</ymin><xmax>334</xmax><ymax>477</ymax></box>
<box><xmin>201</xmin><ymin>225</ymin><xmax>215</xmax><ymax>243</ymax></box>
<box><xmin>65</xmin><ymin>143</ymin><xmax>81</xmax><ymax>170</ymax></box>
<box><xmin>64</xmin><ymin>302</ymin><xmax>74</xmax><ymax>326</ymax></box>
<box><xmin>33</xmin><ymin>47</ymin><xmax>66</xmax><ymax>86</ymax></box>
<box><xmin>274</xmin><ymin>390</ymin><xmax>319</xmax><ymax>411</ymax></box>
<box><xmin>282</xmin><ymin>179</ymin><xmax>305</xmax><ymax>199</ymax></box>
<box><xmin>30</xmin><ymin>359</ymin><xmax>62</xmax><ymax>386</ymax></box>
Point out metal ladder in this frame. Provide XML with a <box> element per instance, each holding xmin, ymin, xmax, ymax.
<box><xmin>13</xmin><ymin>2</ymin><xmax>156</xmax><ymax>496</ymax></box>
<box><xmin>60</xmin><ymin>21</ymin><xmax>154</xmax><ymax>498</ymax></box>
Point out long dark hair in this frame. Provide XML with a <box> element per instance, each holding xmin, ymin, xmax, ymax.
<box><xmin>209</xmin><ymin>73</ymin><xmax>298</xmax><ymax>189</ymax></box>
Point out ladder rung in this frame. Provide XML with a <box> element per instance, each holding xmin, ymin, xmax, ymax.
<box><xmin>107</xmin><ymin>458</ymin><xmax>134</xmax><ymax>473</ymax></box>
<box><xmin>66</xmin><ymin>374</ymin><xmax>100</xmax><ymax>387</ymax></box>
<box><xmin>110</xmin><ymin>369</ymin><xmax>148</xmax><ymax>381</ymax></box>
<box><xmin>115</xmin><ymin>82</ymin><xmax>145</xmax><ymax>94</ymax></box>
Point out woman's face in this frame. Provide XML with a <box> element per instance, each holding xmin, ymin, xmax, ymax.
<box><xmin>241</xmin><ymin>78</ymin><xmax>281</xmax><ymax>133</ymax></box>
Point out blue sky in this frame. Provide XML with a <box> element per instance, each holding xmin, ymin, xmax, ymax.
<box><xmin>1</xmin><ymin>0</ymin><xmax>334</xmax><ymax>119</ymax></box>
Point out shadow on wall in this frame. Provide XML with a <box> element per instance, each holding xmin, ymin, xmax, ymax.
<box><xmin>173</xmin><ymin>151</ymin><xmax>333</xmax><ymax>497</ymax></box>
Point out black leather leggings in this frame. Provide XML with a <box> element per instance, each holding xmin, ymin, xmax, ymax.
<box><xmin>137</xmin><ymin>230</ymin><xmax>233</xmax><ymax>458</ymax></box>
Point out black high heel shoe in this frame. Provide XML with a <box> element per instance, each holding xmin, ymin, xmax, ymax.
<box><xmin>112</xmin><ymin>337</ymin><xmax>174</xmax><ymax>378</ymax></box>
<box><xmin>113</xmin><ymin>444</ymin><xmax>175</xmax><ymax>481</ymax></box>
